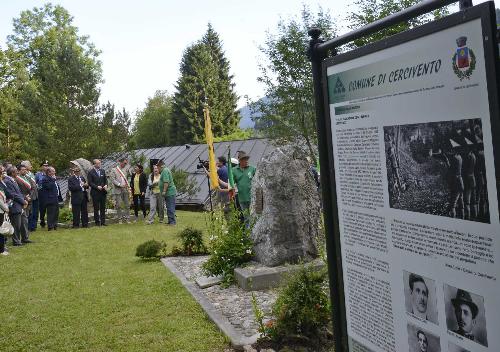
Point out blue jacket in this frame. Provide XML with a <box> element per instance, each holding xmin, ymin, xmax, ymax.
<box><xmin>39</xmin><ymin>175</ymin><xmax>61</xmax><ymax>206</ymax></box>
<box><xmin>3</xmin><ymin>176</ymin><xmax>26</xmax><ymax>215</ymax></box>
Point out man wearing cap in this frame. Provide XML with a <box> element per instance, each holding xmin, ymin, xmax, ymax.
<box><xmin>68</xmin><ymin>166</ymin><xmax>89</xmax><ymax>228</ymax></box>
<box><xmin>36</xmin><ymin>161</ymin><xmax>49</xmax><ymax>227</ymax></box>
<box><xmin>233</xmin><ymin>151</ymin><xmax>256</xmax><ymax>223</ymax></box>
<box><xmin>409</xmin><ymin>274</ymin><xmax>429</xmax><ymax>320</ymax></box>
<box><xmin>451</xmin><ymin>289</ymin><xmax>478</xmax><ymax>341</ymax></box>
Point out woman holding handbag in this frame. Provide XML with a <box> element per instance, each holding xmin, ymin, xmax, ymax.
<box><xmin>0</xmin><ymin>166</ymin><xmax>11</xmax><ymax>255</ymax></box>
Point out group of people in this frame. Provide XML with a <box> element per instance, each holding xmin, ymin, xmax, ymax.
<box><xmin>203</xmin><ymin>151</ymin><xmax>256</xmax><ymax>224</ymax></box>
<box><xmin>67</xmin><ymin>158</ymin><xmax>177</xmax><ymax>228</ymax></box>
<box><xmin>0</xmin><ymin>149</ymin><xmax>257</xmax><ymax>256</ymax></box>
<box><xmin>0</xmin><ymin>160</ymin><xmax>63</xmax><ymax>256</ymax></box>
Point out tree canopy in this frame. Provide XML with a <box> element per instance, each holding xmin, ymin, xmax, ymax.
<box><xmin>0</xmin><ymin>4</ymin><xmax>130</xmax><ymax>171</ymax></box>
<box><xmin>130</xmin><ymin>90</ymin><xmax>173</xmax><ymax>149</ymax></box>
<box><xmin>346</xmin><ymin>0</ymin><xmax>449</xmax><ymax>48</ymax></box>
<box><xmin>251</xmin><ymin>6</ymin><xmax>336</xmax><ymax>163</ymax></box>
<box><xmin>170</xmin><ymin>24</ymin><xmax>240</xmax><ymax>145</ymax></box>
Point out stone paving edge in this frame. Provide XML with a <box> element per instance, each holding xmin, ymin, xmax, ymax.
<box><xmin>161</xmin><ymin>258</ymin><xmax>260</xmax><ymax>349</ymax></box>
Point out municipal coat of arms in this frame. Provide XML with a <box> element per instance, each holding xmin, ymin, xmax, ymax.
<box><xmin>452</xmin><ymin>36</ymin><xmax>476</xmax><ymax>81</ymax></box>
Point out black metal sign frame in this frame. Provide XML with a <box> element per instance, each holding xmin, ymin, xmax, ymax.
<box><xmin>309</xmin><ymin>1</ymin><xmax>500</xmax><ymax>351</ymax></box>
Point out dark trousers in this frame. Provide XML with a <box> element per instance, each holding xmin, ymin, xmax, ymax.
<box><xmin>92</xmin><ymin>194</ymin><xmax>106</xmax><ymax>225</ymax></box>
<box><xmin>133</xmin><ymin>194</ymin><xmax>146</xmax><ymax>218</ymax></box>
<box><xmin>39</xmin><ymin>203</ymin><xmax>46</xmax><ymax>227</ymax></box>
<box><xmin>72</xmin><ymin>199</ymin><xmax>89</xmax><ymax>228</ymax></box>
<box><xmin>46</xmin><ymin>204</ymin><xmax>59</xmax><ymax>230</ymax></box>
<box><xmin>9</xmin><ymin>212</ymin><xmax>23</xmax><ymax>245</ymax></box>
<box><xmin>0</xmin><ymin>213</ymin><xmax>5</xmax><ymax>253</ymax></box>
<box><xmin>29</xmin><ymin>199</ymin><xmax>39</xmax><ymax>231</ymax></box>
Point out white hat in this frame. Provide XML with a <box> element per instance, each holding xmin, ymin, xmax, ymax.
<box><xmin>231</xmin><ymin>157</ymin><xmax>239</xmax><ymax>165</ymax></box>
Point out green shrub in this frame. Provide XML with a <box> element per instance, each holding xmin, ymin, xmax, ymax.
<box><xmin>202</xmin><ymin>204</ymin><xmax>253</xmax><ymax>286</ymax></box>
<box><xmin>58</xmin><ymin>207</ymin><xmax>73</xmax><ymax>223</ymax></box>
<box><xmin>176</xmin><ymin>227</ymin><xmax>207</xmax><ymax>256</ymax></box>
<box><xmin>135</xmin><ymin>240</ymin><xmax>166</xmax><ymax>259</ymax></box>
<box><xmin>269</xmin><ymin>265</ymin><xmax>330</xmax><ymax>341</ymax></box>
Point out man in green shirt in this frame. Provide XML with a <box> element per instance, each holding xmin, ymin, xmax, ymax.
<box><xmin>158</xmin><ymin>160</ymin><xmax>177</xmax><ymax>225</ymax></box>
<box><xmin>233</xmin><ymin>151</ymin><xmax>256</xmax><ymax>224</ymax></box>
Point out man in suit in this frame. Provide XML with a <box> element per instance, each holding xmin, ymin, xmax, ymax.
<box><xmin>88</xmin><ymin>159</ymin><xmax>108</xmax><ymax>226</ymax></box>
<box><xmin>68</xmin><ymin>166</ymin><xmax>89</xmax><ymax>228</ymax></box>
<box><xmin>21</xmin><ymin>160</ymin><xmax>39</xmax><ymax>231</ymax></box>
<box><xmin>3</xmin><ymin>166</ymin><xmax>29</xmax><ymax>246</ymax></box>
<box><xmin>35</xmin><ymin>160</ymin><xmax>49</xmax><ymax>227</ymax></box>
<box><xmin>16</xmin><ymin>164</ymin><xmax>33</xmax><ymax>243</ymax></box>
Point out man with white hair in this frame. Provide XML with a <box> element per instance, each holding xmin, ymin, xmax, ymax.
<box><xmin>21</xmin><ymin>160</ymin><xmax>39</xmax><ymax>232</ymax></box>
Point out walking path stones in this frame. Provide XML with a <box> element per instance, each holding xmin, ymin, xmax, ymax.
<box><xmin>162</xmin><ymin>256</ymin><xmax>277</xmax><ymax>349</ymax></box>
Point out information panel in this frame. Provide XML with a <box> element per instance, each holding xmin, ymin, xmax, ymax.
<box><xmin>325</xmin><ymin>6</ymin><xmax>499</xmax><ymax>352</ymax></box>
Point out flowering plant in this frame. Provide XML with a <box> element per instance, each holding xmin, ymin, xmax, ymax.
<box><xmin>202</xmin><ymin>204</ymin><xmax>253</xmax><ymax>286</ymax></box>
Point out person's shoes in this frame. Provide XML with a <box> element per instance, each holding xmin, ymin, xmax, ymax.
<box><xmin>72</xmin><ymin>226</ymin><xmax>80</xmax><ymax>229</ymax></box>
<box><xmin>167</xmin><ymin>223</ymin><xmax>176</xmax><ymax>226</ymax></box>
<box><xmin>40</xmin><ymin>223</ymin><xmax>46</xmax><ymax>228</ymax></box>
<box><xmin>101</xmin><ymin>223</ymin><xmax>107</xmax><ymax>226</ymax></box>
<box><xmin>12</xmin><ymin>243</ymin><xmax>23</xmax><ymax>246</ymax></box>
<box><xmin>82</xmin><ymin>224</ymin><xmax>89</xmax><ymax>228</ymax></box>
<box><xmin>1</xmin><ymin>251</ymin><xmax>9</xmax><ymax>256</ymax></box>
<box><xmin>22</xmin><ymin>240</ymin><xmax>33</xmax><ymax>244</ymax></box>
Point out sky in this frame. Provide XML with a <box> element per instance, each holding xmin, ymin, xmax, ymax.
<box><xmin>0</xmin><ymin>0</ymin><xmax>498</xmax><ymax>119</ymax></box>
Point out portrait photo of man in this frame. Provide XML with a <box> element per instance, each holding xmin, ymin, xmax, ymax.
<box><xmin>404</xmin><ymin>271</ymin><xmax>438</xmax><ymax>324</ymax></box>
<box><xmin>445</xmin><ymin>285</ymin><xmax>488</xmax><ymax>347</ymax></box>
<box><xmin>407</xmin><ymin>324</ymin><xmax>441</xmax><ymax>352</ymax></box>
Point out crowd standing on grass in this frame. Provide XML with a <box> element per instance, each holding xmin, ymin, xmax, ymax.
<box><xmin>0</xmin><ymin>151</ymin><xmax>257</xmax><ymax>257</ymax></box>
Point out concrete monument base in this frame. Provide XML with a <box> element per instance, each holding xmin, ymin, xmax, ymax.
<box><xmin>234</xmin><ymin>259</ymin><xmax>325</xmax><ymax>291</ymax></box>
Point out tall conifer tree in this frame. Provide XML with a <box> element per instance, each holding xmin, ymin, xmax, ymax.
<box><xmin>171</xmin><ymin>25</ymin><xmax>239</xmax><ymax>145</ymax></box>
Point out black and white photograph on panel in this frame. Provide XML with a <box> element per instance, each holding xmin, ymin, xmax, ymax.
<box><xmin>403</xmin><ymin>271</ymin><xmax>438</xmax><ymax>324</ymax></box>
<box><xmin>448</xmin><ymin>342</ymin><xmax>470</xmax><ymax>352</ymax></box>
<box><xmin>383</xmin><ymin>119</ymin><xmax>489</xmax><ymax>223</ymax></box>
<box><xmin>407</xmin><ymin>323</ymin><xmax>440</xmax><ymax>352</ymax></box>
<box><xmin>444</xmin><ymin>284</ymin><xmax>488</xmax><ymax>347</ymax></box>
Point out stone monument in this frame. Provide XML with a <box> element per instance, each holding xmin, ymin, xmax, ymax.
<box><xmin>250</xmin><ymin>146</ymin><xmax>321</xmax><ymax>267</ymax></box>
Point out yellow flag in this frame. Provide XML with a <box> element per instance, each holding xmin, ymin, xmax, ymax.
<box><xmin>203</xmin><ymin>106</ymin><xmax>219</xmax><ymax>190</ymax></box>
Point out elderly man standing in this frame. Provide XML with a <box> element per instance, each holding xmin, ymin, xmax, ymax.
<box><xmin>233</xmin><ymin>151</ymin><xmax>256</xmax><ymax>224</ymax></box>
<box><xmin>88</xmin><ymin>159</ymin><xmax>108</xmax><ymax>226</ymax></box>
<box><xmin>16</xmin><ymin>164</ymin><xmax>33</xmax><ymax>243</ymax></box>
<box><xmin>21</xmin><ymin>161</ymin><xmax>39</xmax><ymax>232</ymax></box>
<box><xmin>110</xmin><ymin>157</ymin><xmax>131</xmax><ymax>224</ymax></box>
<box><xmin>36</xmin><ymin>160</ymin><xmax>49</xmax><ymax>228</ymax></box>
<box><xmin>3</xmin><ymin>166</ymin><xmax>29</xmax><ymax>245</ymax></box>
<box><xmin>68</xmin><ymin>166</ymin><xmax>89</xmax><ymax>228</ymax></box>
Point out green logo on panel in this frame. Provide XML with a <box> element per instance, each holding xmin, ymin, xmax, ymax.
<box><xmin>452</xmin><ymin>36</ymin><xmax>476</xmax><ymax>81</ymax></box>
<box><xmin>333</xmin><ymin>77</ymin><xmax>346</xmax><ymax>95</ymax></box>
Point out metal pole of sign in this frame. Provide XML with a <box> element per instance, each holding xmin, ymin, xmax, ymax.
<box><xmin>308</xmin><ymin>28</ymin><xmax>348</xmax><ymax>351</ymax></box>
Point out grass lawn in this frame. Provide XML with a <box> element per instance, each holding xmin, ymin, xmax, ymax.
<box><xmin>0</xmin><ymin>211</ymin><xmax>229</xmax><ymax>352</ymax></box>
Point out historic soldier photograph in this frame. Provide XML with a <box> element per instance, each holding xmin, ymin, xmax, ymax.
<box><xmin>384</xmin><ymin>118</ymin><xmax>489</xmax><ymax>223</ymax></box>
<box><xmin>407</xmin><ymin>324</ymin><xmax>440</xmax><ymax>352</ymax></box>
<box><xmin>404</xmin><ymin>271</ymin><xmax>438</xmax><ymax>324</ymax></box>
<box><xmin>444</xmin><ymin>285</ymin><xmax>488</xmax><ymax>347</ymax></box>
